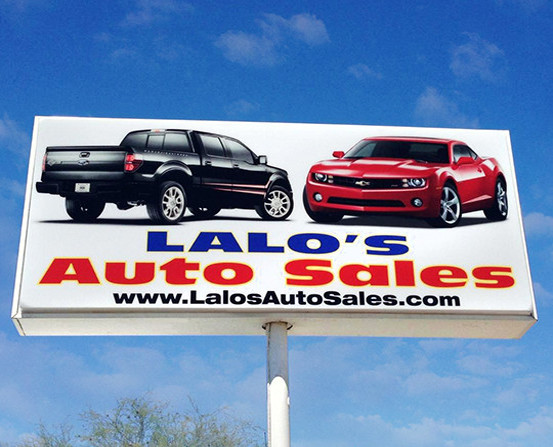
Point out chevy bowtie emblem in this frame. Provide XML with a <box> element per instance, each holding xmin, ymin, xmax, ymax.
<box><xmin>78</xmin><ymin>159</ymin><xmax>89</xmax><ymax>166</ymax></box>
<box><xmin>355</xmin><ymin>180</ymin><xmax>371</xmax><ymax>187</ymax></box>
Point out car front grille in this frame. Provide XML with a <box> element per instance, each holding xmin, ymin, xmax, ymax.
<box><xmin>332</xmin><ymin>176</ymin><xmax>405</xmax><ymax>189</ymax></box>
<box><xmin>328</xmin><ymin>197</ymin><xmax>405</xmax><ymax>207</ymax></box>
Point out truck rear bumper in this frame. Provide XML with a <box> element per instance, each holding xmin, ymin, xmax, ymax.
<box><xmin>35</xmin><ymin>181</ymin><xmax>152</xmax><ymax>202</ymax></box>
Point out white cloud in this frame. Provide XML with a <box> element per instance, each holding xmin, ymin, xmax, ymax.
<box><xmin>404</xmin><ymin>371</ymin><xmax>487</xmax><ymax>396</ymax></box>
<box><xmin>523</xmin><ymin>212</ymin><xmax>553</xmax><ymax>237</ymax></box>
<box><xmin>285</xmin><ymin>13</ymin><xmax>330</xmax><ymax>45</ymax></box>
<box><xmin>215</xmin><ymin>13</ymin><xmax>329</xmax><ymax>66</ymax></box>
<box><xmin>456</xmin><ymin>354</ymin><xmax>517</xmax><ymax>377</ymax></box>
<box><xmin>122</xmin><ymin>0</ymin><xmax>193</xmax><ymax>27</ymax></box>
<box><xmin>216</xmin><ymin>32</ymin><xmax>279</xmax><ymax>66</ymax></box>
<box><xmin>450</xmin><ymin>33</ymin><xmax>505</xmax><ymax>82</ymax></box>
<box><xmin>0</xmin><ymin>0</ymin><xmax>42</xmax><ymax>12</ymax></box>
<box><xmin>493</xmin><ymin>375</ymin><xmax>543</xmax><ymax>407</ymax></box>
<box><xmin>533</xmin><ymin>281</ymin><xmax>553</xmax><ymax>306</ymax></box>
<box><xmin>0</xmin><ymin>114</ymin><xmax>30</xmax><ymax>160</ymax></box>
<box><xmin>414</xmin><ymin>87</ymin><xmax>479</xmax><ymax>128</ymax></box>
<box><xmin>333</xmin><ymin>406</ymin><xmax>553</xmax><ymax>447</ymax></box>
<box><xmin>496</xmin><ymin>0</ymin><xmax>547</xmax><ymax>13</ymax></box>
<box><xmin>347</xmin><ymin>63</ymin><xmax>382</xmax><ymax>80</ymax></box>
<box><xmin>225</xmin><ymin>100</ymin><xmax>260</xmax><ymax>118</ymax></box>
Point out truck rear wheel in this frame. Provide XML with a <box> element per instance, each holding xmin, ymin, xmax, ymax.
<box><xmin>147</xmin><ymin>181</ymin><xmax>187</xmax><ymax>224</ymax></box>
<box><xmin>65</xmin><ymin>198</ymin><xmax>105</xmax><ymax>222</ymax></box>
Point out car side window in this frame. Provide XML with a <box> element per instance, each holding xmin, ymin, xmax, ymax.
<box><xmin>164</xmin><ymin>132</ymin><xmax>193</xmax><ymax>153</ymax></box>
<box><xmin>224</xmin><ymin>138</ymin><xmax>254</xmax><ymax>163</ymax></box>
<box><xmin>200</xmin><ymin>134</ymin><xmax>226</xmax><ymax>157</ymax></box>
<box><xmin>453</xmin><ymin>145</ymin><xmax>472</xmax><ymax>163</ymax></box>
<box><xmin>467</xmin><ymin>146</ymin><xmax>479</xmax><ymax>160</ymax></box>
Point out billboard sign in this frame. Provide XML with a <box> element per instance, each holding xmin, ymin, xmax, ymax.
<box><xmin>12</xmin><ymin>117</ymin><xmax>537</xmax><ymax>338</ymax></box>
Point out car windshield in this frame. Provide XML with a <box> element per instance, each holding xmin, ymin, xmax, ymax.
<box><xmin>345</xmin><ymin>140</ymin><xmax>449</xmax><ymax>163</ymax></box>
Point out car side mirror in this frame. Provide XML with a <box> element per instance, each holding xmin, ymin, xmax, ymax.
<box><xmin>456</xmin><ymin>156</ymin><xmax>473</xmax><ymax>166</ymax></box>
<box><xmin>333</xmin><ymin>151</ymin><xmax>345</xmax><ymax>158</ymax></box>
<box><xmin>258</xmin><ymin>155</ymin><xmax>268</xmax><ymax>165</ymax></box>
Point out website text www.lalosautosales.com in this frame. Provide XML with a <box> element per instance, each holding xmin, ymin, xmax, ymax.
<box><xmin>113</xmin><ymin>290</ymin><xmax>461</xmax><ymax>308</ymax></box>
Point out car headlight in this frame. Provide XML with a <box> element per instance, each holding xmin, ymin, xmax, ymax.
<box><xmin>313</xmin><ymin>172</ymin><xmax>334</xmax><ymax>183</ymax></box>
<box><xmin>403</xmin><ymin>178</ymin><xmax>426</xmax><ymax>188</ymax></box>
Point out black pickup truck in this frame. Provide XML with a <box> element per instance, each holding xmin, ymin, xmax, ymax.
<box><xmin>36</xmin><ymin>129</ymin><xmax>294</xmax><ymax>224</ymax></box>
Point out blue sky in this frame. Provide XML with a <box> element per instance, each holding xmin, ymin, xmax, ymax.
<box><xmin>2</xmin><ymin>0</ymin><xmax>553</xmax><ymax>445</ymax></box>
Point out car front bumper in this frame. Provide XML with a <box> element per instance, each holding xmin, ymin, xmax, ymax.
<box><xmin>305</xmin><ymin>178</ymin><xmax>442</xmax><ymax>218</ymax></box>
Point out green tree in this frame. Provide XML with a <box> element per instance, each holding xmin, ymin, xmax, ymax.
<box><xmin>10</xmin><ymin>396</ymin><xmax>262</xmax><ymax>447</ymax></box>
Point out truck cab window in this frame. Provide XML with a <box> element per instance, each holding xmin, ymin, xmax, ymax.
<box><xmin>224</xmin><ymin>138</ymin><xmax>254</xmax><ymax>163</ymax></box>
<box><xmin>164</xmin><ymin>132</ymin><xmax>193</xmax><ymax>152</ymax></box>
<box><xmin>200</xmin><ymin>134</ymin><xmax>225</xmax><ymax>157</ymax></box>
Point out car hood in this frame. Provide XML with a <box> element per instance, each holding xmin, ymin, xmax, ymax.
<box><xmin>312</xmin><ymin>158</ymin><xmax>440</xmax><ymax>177</ymax></box>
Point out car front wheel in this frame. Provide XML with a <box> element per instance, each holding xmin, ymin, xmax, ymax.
<box><xmin>302</xmin><ymin>188</ymin><xmax>343</xmax><ymax>223</ymax></box>
<box><xmin>256</xmin><ymin>186</ymin><xmax>294</xmax><ymax>220</ymax></box>
<box><xmin>484</xmin><ymin>178</ymin><xmax>508</xmax><ymax>221</ymax></box>
<box><xmin>428</xmin><ymin>184</ymin><xmax>461</xmax><ymax>228</ymax></box>
<box><xmin>147</xmin><ymin>181</ymin><xmax>186</xmax><ymax>224</ymax></box>
<box><xmin>65</xmin><ymin>198</ymin><xmax>105</xmax><ymax>222</ymax></box>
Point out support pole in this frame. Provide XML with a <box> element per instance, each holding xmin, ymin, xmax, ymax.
<box><xmin>266</xmin><ymin>322</ymin><xmax>290</xmax><ymax>447</ymax></box>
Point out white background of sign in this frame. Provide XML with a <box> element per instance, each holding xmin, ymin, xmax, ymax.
<box><xmin>12</xmin><ymin>117</ymin><xmax>536</xmax><ymax>337</ymax></box>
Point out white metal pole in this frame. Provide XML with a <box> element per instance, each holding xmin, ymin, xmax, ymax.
<box><xmin>266</xmin><ymin>321</ymin><xmax>290</xmax><ymax>447</ymax></box>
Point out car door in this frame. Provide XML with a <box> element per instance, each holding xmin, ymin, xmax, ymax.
<box><xmin>222</xmin><ymin>137</ymin><xmax>269</xmax><ymax>206</ymax></box>
<box><xmin>451</xmin><ymin>144</ymin><xmax>488</xmax><ymax>206</ymax></box>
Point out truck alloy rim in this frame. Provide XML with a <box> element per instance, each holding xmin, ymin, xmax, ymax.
<box><xmin>440</xmin><ymin>186</ymin><xmax>460</xmax><ymax>225</ymax></box>
<box><xmin>162</xmin><ymin>186</ymin><xmax>185</xmax><ymax>220</ymax></box>
<box><xmin>264</xmin><ymin>190</ymin><xmax>291</xmax><ymax>217</ymax></box>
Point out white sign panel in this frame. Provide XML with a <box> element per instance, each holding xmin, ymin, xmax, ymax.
<box><xmin>12</xmin><ymin>117</ymin><xmax>536</xmax><ymax>338</ymax></box>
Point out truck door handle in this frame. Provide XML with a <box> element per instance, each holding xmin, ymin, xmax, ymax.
<box><xmin>233</xmin><ymin>163</ymin><xmax>240</xmax><ymax>168</ymax></box>
<box><xmin>205</xmin><ymin>161</ymin><xmax>212</xmax><ymax>166</ymax></box>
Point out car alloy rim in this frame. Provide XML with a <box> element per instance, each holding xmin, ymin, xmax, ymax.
<box><xmin>162</xmin><ymin>186</ymin><xmax>185</xmax><ymax>220</ymax></box>
<box><xmin>497</xmin><ymin>181</ymin><xmax>508</xmax><ymax>216</ymax></box>
<box><xmin>264</xmin><ymin>190</ymin><xmax>291</xmax><ymax>217</ymax></box>
<box><xmin>440</xmin><ymin>186</ymin><xmax>460</xmax><ymax>225</ymax></box>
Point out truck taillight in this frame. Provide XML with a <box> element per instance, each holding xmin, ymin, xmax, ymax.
<box><xmin>124</xmin><ymin>154</ymin><xmax>143</xmax><ymax>172</ymax></box>
<box><xmin>42</xmin><ymin>153</ymin><xmax>47</xmax><ymax>172</ymax></box>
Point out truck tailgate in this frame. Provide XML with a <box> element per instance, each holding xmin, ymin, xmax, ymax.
<box><xmin>43</xmin><ymin>146</ymin><xmax>129</xmax><ymax>175</ymax></box>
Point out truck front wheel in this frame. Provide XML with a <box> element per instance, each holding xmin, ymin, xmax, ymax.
<box><xmin>255</xmin><ymin>186</ymin><xmax>294</xmax><ymax>220</ymax></box>
<box><xmin>147</xmin><ymin>181</ymin><xmax>187</xmax><ymax>224</ymax></box>
<box><xmin>189</xmin><ymin>206</ymin><xmax>221</xmax><ymax>219</ymax></box>
<box><xmin>65</xmin><ymin>198</ymin><xmax>105</xmax><ymax>222</ymax></box>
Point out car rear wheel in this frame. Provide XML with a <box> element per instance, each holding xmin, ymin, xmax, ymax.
<box><xmin>428</xmin><ymin>184</ymin><xmax>461</xmax><ymax>228</ymax></box>
<box><xmin>65</xmin><ymin>198</ymin><xmax>105</xmax><ymax>222</ymax></box>
<box><xmin>302</xmin><ymin>187</ymin><xmax>343</xmax><ymax>223</ymax></box>
<box><xmin>147</xmin><ymin>181</ymin><xmax>186</xmax><ymax>224</ymax></box>
<box><xmin>256</xmin><ymin>186</ymin><xmax>293</xmax><ymax>220</ymax></box>
<box><xmin>189</xmin><ymin>206</ymin><xmax>221</xmax><ymax>219</ymax></box>
<box><xmin>484</xmin><ymin>178</ymin><xmax>508</xmax><ymax>221</ymax></box>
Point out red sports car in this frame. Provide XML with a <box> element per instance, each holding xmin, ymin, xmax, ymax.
<box><xmin>303</xmin><ymin>137</ymin><xmax>508</xmax><ymax>227</ymax></box>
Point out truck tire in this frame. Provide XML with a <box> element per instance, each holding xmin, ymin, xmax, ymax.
<box><xmin>255</xmin><ymin>186</ymin><xmax>294</xmax><ymax>220</ymax></box>
<box><xmin>65</xmin><ymin>198</ymin><xmax>105</xmax><ymax>222</ymax></box>
<box><xmin>147</xmin><ymin>181</ymin><xmax>187</xmax><ymax>224</ymax></box>
<box><xmin>189</xmin><ymin>206</ymin><xmax>221</xmax><ymax>219</ymax></box>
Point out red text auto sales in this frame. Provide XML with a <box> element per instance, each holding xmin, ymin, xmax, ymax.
<box><xmin>38</xmin><ymin>231</ymin><xmax>515</xmax><ymax>290</ymax></box>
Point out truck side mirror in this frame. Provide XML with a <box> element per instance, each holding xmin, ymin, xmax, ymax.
<box><xmin>258</xmin><ymin>155</ymin><xmax>268</xmax><ymax>165</ymax></box>
<box><xmin>333</xmin><ymin>151</ymin><xmax>345</xmax><ymax>158</ymax></box>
